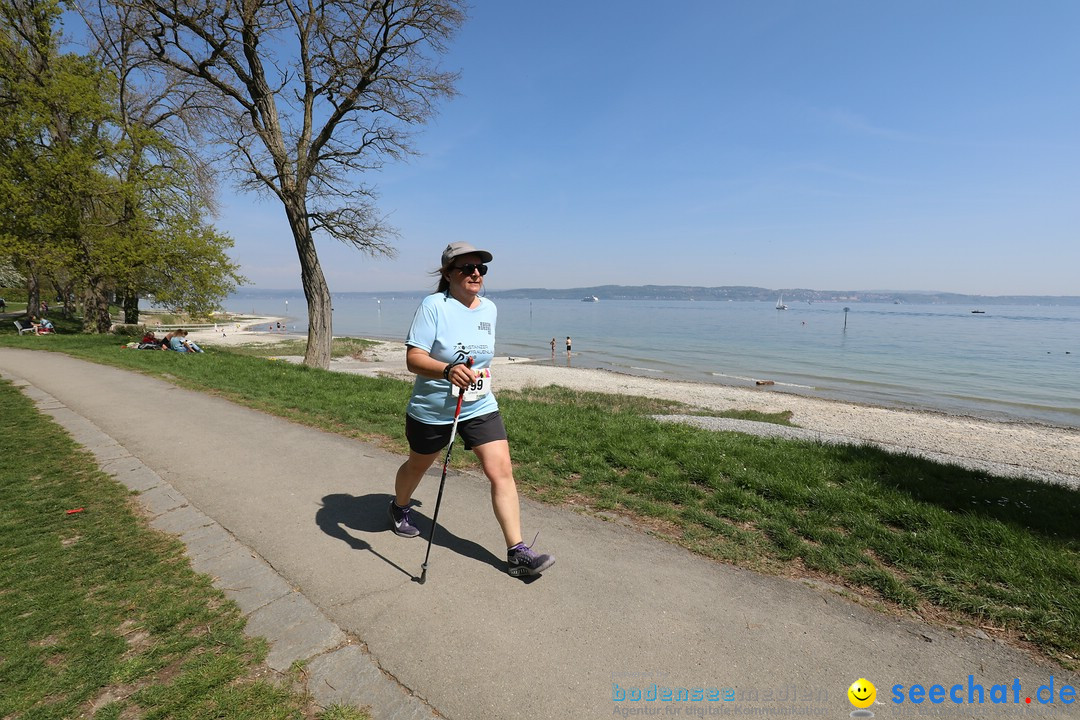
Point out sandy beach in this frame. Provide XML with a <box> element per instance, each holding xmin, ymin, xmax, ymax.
<box><xmin>186</xmin><ymin>322</ymin><xmax>1080</xmax><ymax>489</ymax></box>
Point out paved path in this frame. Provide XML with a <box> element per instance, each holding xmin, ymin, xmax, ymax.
<box><xmin>1</xmin><ymin>348</ymin><xmax>1075</xmax><ymax>720</ymax></box>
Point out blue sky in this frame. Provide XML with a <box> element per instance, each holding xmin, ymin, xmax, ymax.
<box><xmin>216</xmin><ymin>1</ymin><xmax>1080</xmax><ymax>296</ymax></box>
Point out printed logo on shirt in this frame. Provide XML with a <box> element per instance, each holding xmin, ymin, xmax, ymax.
<box><xmin>452</xmin><ymin>342</ymin><xmax>494</xmax><ymax>360</ymax></box>
<box><xmin>478</xmin><ymin>321</ymin><xmax>492</xmax><ymax>335</ymax></box>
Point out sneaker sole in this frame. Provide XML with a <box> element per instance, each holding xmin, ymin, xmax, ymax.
<box><xmin>508</xmin><ymin>556</ymin><xmax>555</xmax><ymax>577</ymax></box>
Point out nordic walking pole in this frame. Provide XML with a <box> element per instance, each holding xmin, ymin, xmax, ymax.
<box><xmin>419</xmin><ymin>357</ymin><xmax>473</xmax><ymax>584</ymax></box>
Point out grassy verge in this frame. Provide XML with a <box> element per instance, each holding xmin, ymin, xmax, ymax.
<box><xmin>2</xmin><ymin>332</ymin><xmax>1078</xmax><ymax>668</ymax></box>
<box><xmin>221</xmin><ymin>336</ymin><xmax>378</xmax><ymax>359</ymax></box>
<box><xmin>0</xmin><ymin>378</ymin><xmax>368</xmax><ymax>719</ymax></box>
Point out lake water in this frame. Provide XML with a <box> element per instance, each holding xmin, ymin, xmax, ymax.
<box><xmin>227</xmin><ymin>290</ymin><xmax>1080</xmax><ymax>428</ymax></box>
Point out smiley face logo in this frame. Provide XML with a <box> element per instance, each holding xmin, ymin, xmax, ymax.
<box><xmin>848</xmin><ymin>678</ymin><xmax>876</xmax><ymax>709</ymax></box>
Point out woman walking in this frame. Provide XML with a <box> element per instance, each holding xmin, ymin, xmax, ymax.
<box><xmin>390</xmin><ymin>242</ymin><xmax>555</xmax><ymax>578</ymax></box>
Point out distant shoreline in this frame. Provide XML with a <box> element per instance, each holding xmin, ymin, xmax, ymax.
<box><xmin>228</xmin><ymin>287</ymin><xmax>1080</xmax><ymax>306</ymax></box>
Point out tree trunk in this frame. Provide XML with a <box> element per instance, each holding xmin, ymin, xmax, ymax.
<box><xmin>122</xmin><ymin>290</ymin><xmax>140</xmax><ymax>324</ymax></box>
<box><xmin>283</xmin><ymin>196</ymin><xmax>332</xmax><ymax>369</ymax></box>
<box><xmin>25</xmin><ymin>270</ymin><xmax>40</xmax><ymax>320</ymax></box>
<box><xmin>50</xmin><ymin>277</ymin><xmax>76</xmax><ymax>319</ymax></box>
<box><xmin>82</xmin><ymin>276</ymin><xmax>113</xmax><ymax>333</ymax></box>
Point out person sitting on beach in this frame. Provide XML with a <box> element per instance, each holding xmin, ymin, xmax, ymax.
<box><xmin>168</xmin><ymin>329</ymin><xmax>204</xmax><ymax>353</ymax></box>
<box><xmin>179</xmin><ymin>329</ymin><xmax>203</xmax><ymax>352</ymax></box>
<box><xmin>168</xmin><ymin>331</ymin><xmax>187</xmax><ymax>352</ymax></box>
<box><xmin>138</xmin><ymin>331</ymin><xmax>161</xmax><ymax>350</ymax></box>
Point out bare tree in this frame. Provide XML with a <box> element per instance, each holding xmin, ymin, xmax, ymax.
<box><xmin>78</xmin><ymin>0</ymin><xmax>233</xmax><ymax>324</ymax></box>
<box><xmin>116</xmin><ymin>0</ymin><xmax>465</xmax><ymax>367</ymax></box>
<box><xmin>80</xmin><ymin>0</ymin><xmax>217</xmax><ymax>211</ymax></box>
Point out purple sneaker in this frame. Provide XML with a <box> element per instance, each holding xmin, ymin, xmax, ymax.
<box><xmin>507</xmin><ymin>536</ymin><xmax>555</xmax><ymax>577</ymax></box>
<box><xmin>389</xmin><ymin>501</ymin><xmax>420</xmax><ymax>538</ymax></box>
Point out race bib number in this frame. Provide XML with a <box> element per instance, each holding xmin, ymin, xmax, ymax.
<box><xmin>451</xmin><ymin>367</ymin><xmax>492</xmax><ymax>402</ymax></box>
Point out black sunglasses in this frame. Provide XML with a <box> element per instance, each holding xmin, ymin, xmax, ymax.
<box><xmin>454</xmin><ymin>263</ymin><xmax>488</xmax><ymax>276</ymax></box>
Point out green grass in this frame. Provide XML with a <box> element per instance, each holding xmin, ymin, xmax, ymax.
<box><xmin>2</xmin><ymin>330</ymin><xmax>1079</xmax><ymax>669</ymax></box>
<box><xmin>221</xmin><ymin>336</ymin><xmax>378</xmax><ymax>359</ymax></box>
<box><xmin>0</xmin><ymin>378</ymin><xmax>369</xmax><ymax>719</ymax></box>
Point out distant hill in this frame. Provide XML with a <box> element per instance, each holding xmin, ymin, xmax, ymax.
<box><xmin>235</xmin><ymin>286</ymin><xmax>1080</xmax><ymax>306</ymax></box>
<box><xmin>484</xmin><ymin>285</ymin><xmax>1080</xmax><ymax>306</ymax></box>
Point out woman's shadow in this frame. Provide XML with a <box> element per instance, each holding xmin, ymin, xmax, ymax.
<box><xmin>316</xmin><ymin>493</ymin><xmax>506</xmax><ymax>579</ymax></box>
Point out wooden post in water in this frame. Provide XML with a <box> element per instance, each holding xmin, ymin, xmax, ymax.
<box><xmin>843</xmin><ymin>307</ymin><xmax>850</xmax><ymax>331</ymax></box>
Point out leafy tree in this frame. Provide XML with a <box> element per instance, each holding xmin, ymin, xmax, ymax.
<box><xmin>114</xmin><ymin>0</ymin><xmax>465</xmax><ymax>367</ymax></box>
<box><xmin>147</xmin><ymin>221</ymin><xmax>244</xmax><ymax>317</ymax></box>
<box><xmin>2</xmin><ymin>0</ymin><xmax>245</xmax><ymax>330</ymax></box>
<box><xmin>0</xmin><ymin>0</ymin><xmax>118</xmax><ymax>330</ymax></box>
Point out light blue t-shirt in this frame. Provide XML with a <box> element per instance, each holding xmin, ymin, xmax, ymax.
<box><xmin>405</xmin><ymin>292</ymin><xmax>498</xmax><ymax>424</ymax></box>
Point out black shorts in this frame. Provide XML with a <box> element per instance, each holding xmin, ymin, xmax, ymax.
<box><xmin>405</xmin><ymin>411</ymin><xmax>507</xmax><ymax>455</ymax></box>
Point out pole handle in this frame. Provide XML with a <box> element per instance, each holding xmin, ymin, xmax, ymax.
<box><xmin>450</xmin><ymin>356</ymin><xmax>475</xmax><ymax>416</ymax></box>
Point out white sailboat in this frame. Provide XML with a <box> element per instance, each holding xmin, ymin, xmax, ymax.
<box><xmin>775</xmin><ymin>294</ymin><xmax>788</xmax><ymax>310</ymax></box>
